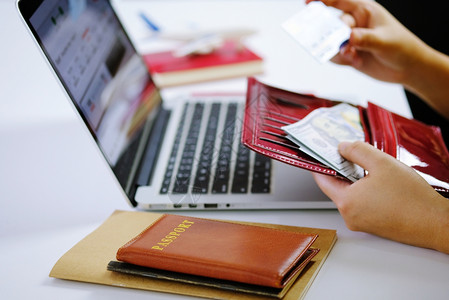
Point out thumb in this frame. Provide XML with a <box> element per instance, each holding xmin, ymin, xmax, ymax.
<box><xmin>338</xmin><ymin>141</ymin><xmax>391</xmax><ymax>171</ymax></box>
<box><xmin>350</xmin><ymin>28</ymin><xmax>383</xmax><ymax>52</ymax></box>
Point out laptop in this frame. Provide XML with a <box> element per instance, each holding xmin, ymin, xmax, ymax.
<box><xmin>17</xmin><ymin>0</ymin><xmax>333</xmax><ymax>210</ymax></box>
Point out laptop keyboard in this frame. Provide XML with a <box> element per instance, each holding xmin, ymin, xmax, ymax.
<box><xmin>160</xmin><ymin>101</ymin><xmax>271</xmax><ymax>195</ymax></box>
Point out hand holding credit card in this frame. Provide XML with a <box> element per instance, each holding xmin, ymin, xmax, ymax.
<box><xmin>282</xmin><ymin>1</ymin><xmax>351</xmax><ymax>63</ymax></box>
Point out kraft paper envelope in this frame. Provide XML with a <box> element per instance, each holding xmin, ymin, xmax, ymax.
<box><xmin>50</xmin><ymin>210</ymin><xmax>337</xmax><ymax>300</ymax></box>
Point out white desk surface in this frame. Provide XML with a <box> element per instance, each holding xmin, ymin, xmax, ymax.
<box><xmin>1</xmin><ymin>0</ymin><xmax>448</xmax><ymax>299</ymax></box>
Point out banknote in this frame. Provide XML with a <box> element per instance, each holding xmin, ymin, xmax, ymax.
<box><xmin>282</xmin><ymin>103</ymin><xmax>365</xmax><ymax>182</ymax></box>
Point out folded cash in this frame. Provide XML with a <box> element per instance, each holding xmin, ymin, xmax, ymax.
<box><xmin>282</xmin><ymin>103</ymin><xmax>365</xmax><ymax>182</ymax></box>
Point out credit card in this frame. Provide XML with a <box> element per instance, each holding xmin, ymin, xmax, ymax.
<box><xmin>282</xmin><ymin>1</ymin><xmax>351</xmax><ymax>63</ymax></box>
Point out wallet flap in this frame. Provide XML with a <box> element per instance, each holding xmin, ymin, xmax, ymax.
<box><xmin>366</xmin><ymin>102</ymin><xmax>449</xmax><ymax>194</ymax></box>
<box><xmin>243</xmin><ymin>77</ymin><xmax>341</xmax><ymax>176</ymax></box>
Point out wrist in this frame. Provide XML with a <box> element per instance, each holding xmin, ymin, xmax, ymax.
<box><xmin>402</xmin><ymin>44</ymin><xmax>449</xmax><ymax>119</ymax></box>
<box><xmin>401</xmin><ymin>40</ymin><xmax>436</xmax><ymax>88</ymax></box>
<box><xmin>432</xmin><ymin>197</ymin><xmax>449</xmax><ymax>254</ymax></box>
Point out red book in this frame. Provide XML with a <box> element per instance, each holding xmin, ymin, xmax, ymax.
<box><xmin>143</xmin><ymin>40</ymin><xmax>263</xmax><ymax>87</ymax></box>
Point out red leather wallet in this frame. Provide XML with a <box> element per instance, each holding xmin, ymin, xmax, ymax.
<box><xmin>242</xmin><ymin>77</ymin><xmax>449</xmax><ymax>196</ymax></box>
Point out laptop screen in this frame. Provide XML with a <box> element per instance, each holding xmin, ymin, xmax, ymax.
<box><xmin>19</xmin><ymin>0</ymin><xmax>162</xmax><ymax>198</ymax></box>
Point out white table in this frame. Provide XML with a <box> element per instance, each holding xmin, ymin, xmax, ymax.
<box><xmin>1</xmin><ymin>1</ymin><xmax>448</xmax><ymax>299</ymax></box>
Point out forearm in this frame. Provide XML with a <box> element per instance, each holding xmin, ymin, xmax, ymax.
<box><xmin>430</xmin><ymin>196</ymin><xmax>449</xmax><ymax>254</ymax></box>
<box><xmin>403</xmin><ymin>45</ymin><xmax>449</xmax><ymax>120</ymax></box>
<box><xmin>372</xmin><ymin>190</ymin><xmax>449</xmax><ymax>255</ymax></box>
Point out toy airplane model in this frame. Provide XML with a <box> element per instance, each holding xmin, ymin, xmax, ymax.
<box><xmin>139</xmin><ymin>12</ymin><xmax>257</xmax><ymax>57</ymax></box>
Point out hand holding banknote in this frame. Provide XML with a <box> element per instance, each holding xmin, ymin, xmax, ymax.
<box><xmin>299</xmin><ymin>0</ymin><xmax>449</xmax><ymax>254</ymax></box>
<box><xmin>313</xmin><ymin>140</ymin><xmax>449</xmax><ymax>253</ymax></box>
<box><xmin>282</xmin><ymin>103</ymin><xmax>365</xmax><ymax>182</ymax></box>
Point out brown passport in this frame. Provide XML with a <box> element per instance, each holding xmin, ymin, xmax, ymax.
<box><xmin>114</xmin><ymin>214</ymin><xmax>319</xmax><ymax>290</ymax></box>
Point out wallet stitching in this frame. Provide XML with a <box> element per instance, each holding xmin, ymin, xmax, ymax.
<box><xmin>249</xmin><ymin>98</ymin><xmax>334</xmax><ymax>174</ymax></box>
<box><xmin>253</xmin><ymin>143</ymin><xmax>335</xmax><ymax>174</ymax></box>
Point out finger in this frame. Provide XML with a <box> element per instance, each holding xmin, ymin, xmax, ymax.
<box><xmin>330</xmin><ymin>53</ymin><xmax>349</xmax><ymax>65</ymax></box>
<box><xmin>338</xmin><ymin>141</ymin><xmax>393</xmax><ymax>171</ymax></box>
<box><xmin>330</xmin><ymin>42</ymin><xmax>351</xmax><ymax>65</ymax></box>
<box><xmin>333</xmin><ymin>44</ymin><xmax>362</xmax><ymax>68</ymax></box>
<box><xmin>341</xmin><ymin>12</ymin><xmax>356</xmax><ymax>28</ymax></box>
<box><xmin>312</xmin><ymin>172</ymin><xmax>350</xmax><ymax>203</ymax></box>
<box><xmin>315</xmin><ymin>0</ymin><xmax>362</xmax><ymax>14</ymax></box>
<box><xmin>305</xmin><ymin>0</ymin><xmax>370</xmax><ymax>28</ymax></box>
<box><xmin>350</xmin><ymin>28</ymin><xmax>384</xmax><ymax>52</ymax></box>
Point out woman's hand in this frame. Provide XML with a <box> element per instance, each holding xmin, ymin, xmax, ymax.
<box><xmin>305</xmin><ymin>0</ymin><xmax>429</xmax><ymax>84</ymax></box>
<box><xmin>312</xmin><ymin>141</ymin><xmax>449</xmax><ymax>254</ymax></box>
<box><xmin>305</xmin><ymin>0</ymin><xmax>449</xmax><ymax>118</ymax></box>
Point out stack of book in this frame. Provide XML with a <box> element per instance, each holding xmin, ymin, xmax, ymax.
<box><xmin>143</xmin><ymin>40</ymin><xmax>263</xmax><ymax>87</ymax></box>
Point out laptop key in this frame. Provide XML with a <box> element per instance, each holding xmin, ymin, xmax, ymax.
<box><xmin>251</xmin><ymin>154</ymin><xmax>272</xmax><ymax>193</ymax></box>
<box><xmin>162</xmin><ymin>101</ymin><xmax>272</xmax><ymax>196</ymax></box>
<box><xmin>193</xmin><ymin>103</ymin><xmax>221</xmax><ymax>194</ymax></box>
<box><xmin>173</xmin><ymin>103</ymin><xmax>204</xmax><ymax>194</ymax></box>
<box><xmin>231</xmin><ymin>135</ymin><xmax>250</xmax><ymax>193</ymax></box>
<box><xmin>212</xmin><ymin>103</ymin><xmax>237</xmax><ymax>194</ymax></box>
<box><xmin>160</xmin><ymin>104</ymin><xmax>188</xmax><ymax>194</ymax></box>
